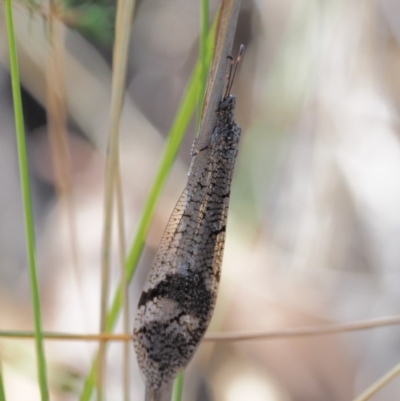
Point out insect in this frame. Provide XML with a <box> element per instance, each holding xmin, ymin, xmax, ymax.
<box><xmin>133</xmin><ymin>45</ymin><xmax>244</xmax><ymax>401</ymax></box>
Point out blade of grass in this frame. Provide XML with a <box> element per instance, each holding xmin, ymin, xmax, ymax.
<box><xmin>197</xmin><ymin>0</ymin><xmax>209</xmax><ymax>126</ymax></box>
<box><xmin>0</xmin><ymin>355</ymin><xmax>6</xmax><ymax>401</ymax></box>
<box><xmin>3</xmin><ymin>313</ymin><xmax>400</xmax><ymax>342</ymax></box>
<box><xmin>352</xmin><ymin>362</ymin><xmax>400</xmax><ymax>401</ymax></box>
<box><xmin>169</xmin><ymin>0</ymin><xmax>240</xmax><ymax>393</ymax></box>
<box><xmin>197</xmin><ymin>0</ymin><xmax>241</xmax><ymax>149</ymax></box>
<box><xmin>111</xmin><ymin>8</ymin><xmax>134</xmax><ymax>401</ymax></box>
<box><xmin>45</xmin><ymin>9</ymin><xmax>85</xmax><ymax>333</ymax></box>
<box><xmin>115</xmin><ymin>153</ymin><xmax>130</xmax><ymax>401</ymax></box>
<box><xmin>79</xmin><ymin>16</ymin><xmax>217</xmax><ymax>401</ymax></box>
<box><xmin>172</xmin><ymin>373</ymin><xmax>184</xmax><ymax>401</ymax></box>
<box><xmin>4</xmin><ymin>1</ymin><xmax>49</xmax><ymax>400</ymax></box>
<box><xmin>97</xmin><ymin>0</ymin><xmax>137</xmax><ymax>396</ymax></box>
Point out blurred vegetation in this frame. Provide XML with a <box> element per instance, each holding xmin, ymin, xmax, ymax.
<box><xmin>2</xmin><ymin>0</ymin><xmax>400</xmax><ymax>400</ymax></box>
<box><xmin>25</xmin><ymin>0</ymin><xmax>116</xmax><ymax>46</ymax></box>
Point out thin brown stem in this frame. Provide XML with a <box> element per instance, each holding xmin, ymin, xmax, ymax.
<box><xmin>1</xmin><ymin>315</ymin><xmax>400</xmax><ymax>342</ymax></box>
<box><xmin>196</xmin><ymin>0</ymin><xmax>241</xmax><ymax>151</ymax></box>
<box><xmin>352</xmin><ymin>362</ymin><xmax>400</xmax><ymax>401</ymax></box>
<box><xmin>98</xmin><ymin>0</ymin><xmax>137</xmax><ymax>397</ymax></box>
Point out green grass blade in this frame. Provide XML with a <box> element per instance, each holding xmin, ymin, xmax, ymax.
<box><xmin>4</xmin><ymin>1</ymin><xmax>49</xmax><ymax>400</ymax></box>
<box><xmin>0</xmin><ymin>380</ymin><xmax>5</xmax><ymax>401</ymax></box>
<box><xmin>79</xmin><ymin>18</ymin><xmax>217</xmax><ymax>401</ymax></box>
<box><xmin>0</xmin><ymin>357</ymin><xmax>6</xmax><ymax>401</ymax></box>
<box><xmin>172</xmin><ymin>373</ymin><xmax>184</xmax><ymax>401</ymax></box>
<box><xmin>197</xmin><ymin>0</ymin><xmax>209</xmax><ymax>125</ymax></box>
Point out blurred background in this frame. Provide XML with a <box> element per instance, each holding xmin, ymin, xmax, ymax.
<box><xmin>1</xmin><ymin>0</ymin><xmax>400</xmax><ymax>400</ymax></box>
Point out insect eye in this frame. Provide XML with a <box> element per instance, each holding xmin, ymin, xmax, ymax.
<box><xmin>225</xmin><ymin>132</ymin><xmax>235</xmax><ymax>144</ymax></box>
<box><xmin>220</xmin><ymin>95</ymin><xmax>235</xmax><ymax>110</ymax></box>
<box><xmin>220</xmin><ymin>100</ymin><xmax>229</xmax><ymax>110</ymax></box>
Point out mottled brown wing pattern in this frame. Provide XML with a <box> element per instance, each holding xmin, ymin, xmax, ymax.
<box><xmin>143</xmin><ymin>149</ymin><xmax>214</xmax><ymax>292</ymax></box>
<box><xmin>133</xmin><ymin>91</ymin><xmax>241</xmax><ymax>397</ymax></box>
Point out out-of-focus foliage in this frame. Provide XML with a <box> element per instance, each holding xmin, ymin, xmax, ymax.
<box><xmin>66</xmin><ymin>3</ymin><xmax>115</xmax><ymax>46</ymax></box>
<box><xmin>1</xmin><ymin>0</ymin><xmax>400</xmax><ymax>400</ymax></box>
<box><xmin>27</xmin><ymin>0</ymin><xmax>116</xmax><ymax>46</ymax></box>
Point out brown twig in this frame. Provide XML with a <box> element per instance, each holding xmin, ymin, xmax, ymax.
<box><xmin>195</xmin><ymin>0</ymin><xmax>242</xmax><ymax>150</ymax></box>
<box><xmin>1</xmin><ymin>315</ymin><xmax>400</xmax><ymax>343</ymax></box>
<box><xmin>351</xmin><ymin>361</ymin><xmax>400</xmax><ymax>401</ymax></box>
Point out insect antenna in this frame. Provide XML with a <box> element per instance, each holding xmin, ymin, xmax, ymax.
<box><xmin>223</xmin><ymin>44</ymin><xmax>245</xmax><ymax>100</ymax></box>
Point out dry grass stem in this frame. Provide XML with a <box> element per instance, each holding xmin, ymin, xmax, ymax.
<box><xmin>1</xmin><ymin>315</ymin><xmax>400</xmax><ymax>343</ymax></box>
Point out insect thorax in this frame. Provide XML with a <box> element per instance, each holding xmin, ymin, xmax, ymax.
<box><xmin>213</xmin><ymin>95</ymin><xmax>240</xmax><ymax>157</ymax></box>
